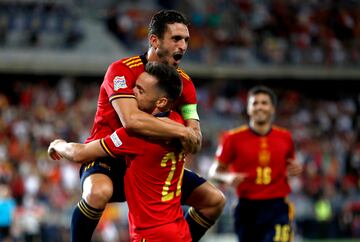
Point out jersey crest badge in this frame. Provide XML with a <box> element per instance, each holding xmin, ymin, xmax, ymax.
<box><xmin>110</xmin><ymin>132</ymin><xmax>122</xmax><ymax>147</ymax></box>
<box><xmin>113</xmin><ymin>76</ymin><xmax>127</xmax><ymax>91</ymax></box>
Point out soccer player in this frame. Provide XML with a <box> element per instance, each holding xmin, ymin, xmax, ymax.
<box><xmin>71</xmin><ymin>10</ymin><xmax>225</xmax><ymax>242</ymax></box>
<box><xmin>209</xmin><ymin>86</ymin><xmax>302</xmax><ymax>242</ymax></box>
<box><xmin>49</xmin><ymin>62</ymin><xmax>191</xmax><ymax>241</ymax></box>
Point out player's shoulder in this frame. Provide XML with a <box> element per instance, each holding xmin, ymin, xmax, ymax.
<box><xmin>272</xmin><ymin>125</ymin><xmax>292</xmax><ymax>136</ymax></box>
<box><xmin>110</xmin><ymin>55</ymin><xmax>144</xmax><ymax>70</ymax></box>
<box><xmin>177</xmin><ymin>68</ymin><xmax>192</xmax><ymax>81</ymax></box>
<box><xmin>169</xmin><ymin>111</ymin><xmax>185</xmax><ymax>125</ymax></box>
<box><xmin>227</xmin><ymin>125</ymin><xmax>249</xmax><ymax>136</ymax></box>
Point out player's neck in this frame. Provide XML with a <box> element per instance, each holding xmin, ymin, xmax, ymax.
<box><xmin>147</xmin><ymin>48</ymin><xmax>158</xmax><ymax>62</ymax></box>
<box><xmin>249</xmin><ymin>121</ymin><xmax>272</xmax><ymax>135</ymax></box>
<box><xmin>153</xmin><ymin>109</ymin><xmax>171</xmax><ymax>117</ymax></box>
<box><xmin>152</xmin><ymin>105</ymin><xmax>171</xmax><ymax>116</ymax></box>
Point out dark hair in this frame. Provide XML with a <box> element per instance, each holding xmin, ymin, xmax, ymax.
<box><xmin>248</xmin><ymin>85</ymin><xmax>277</xmax><ymax>106</ymax></box>
<box><xmin>148</xmin><ymin>10</ymin><xmax>189</xmax><ymax>38</ymax></box>
<box><xmin>145</xmin><ymin>62</ymin><xmax>182</xmax><ymax>101</ymax></box>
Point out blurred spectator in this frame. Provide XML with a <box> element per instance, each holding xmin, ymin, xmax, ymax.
<box><xmin>0</xmin><ymin>182</ymin><xmax>16</xmax><ymax>242</ymax></box>
<box><xmin>0</xmin><ymin>2</ymin><xmax>83</xmax><ymax>49</ymax></box>
<box><xmin>104</xmin><ymin>0</ymin><xmax>360</xmax><ymax>67</ymax></box>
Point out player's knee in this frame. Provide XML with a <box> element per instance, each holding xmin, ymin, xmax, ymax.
<box><xmin>84</xmin><ymin>183</ymin><xmax>113</xmax><ymax>208</ymax></box>
<box><xmin>200</xmin><ymin>185</ymin><xmax>226</xmax><ymax>220</ymax></box>
<box><xmin>83</xmin><ymin>178</ymin><xmax>113</xmax><ymax>209</ymax></box>
<box><xmin>212</xmin><ymin>188</ymin><xmax>226</xmax><ymax>212</ymax></box>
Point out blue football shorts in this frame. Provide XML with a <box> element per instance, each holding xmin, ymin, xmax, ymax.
<box><xmin>181</xmin><ymin>168</ymin><xmax>207</xmax><ymax>204</ymax></box>
<box><xmin>234</xmin><ymin>198</ymin><xmax>292</xmax><ymax>242</ymax></box>
<box><xmin>80</xmin><ymin>157</ymin><xmax>127</xmax><ymax>202</ymax></box>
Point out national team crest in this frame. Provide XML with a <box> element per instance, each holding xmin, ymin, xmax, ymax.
<box><xmin>113</xmin><ymin>76</ymin><xmax>127</xmax><ymax>91</ymax></box>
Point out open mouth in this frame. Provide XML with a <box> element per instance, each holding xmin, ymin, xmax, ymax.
<box><xmin>173</xmin><ymin>53</ymin><xmax>183</xmax><ymax>61</ymax></box>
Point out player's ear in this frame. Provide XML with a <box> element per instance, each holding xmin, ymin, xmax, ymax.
<box><xmin>156</xmin><ymin>97</ymin><xmax>169</xmax><ymax>109</ymax></box>
<box><xmin>149</xmin><ymin>34</ymin><xmax>159</xmax><ymax>49</ymax></box>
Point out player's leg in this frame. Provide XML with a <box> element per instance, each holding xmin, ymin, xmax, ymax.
<box><xmin>181</xmin><ymin>169</ymin><xmax>226</xmax><ymax>241</ymax></box>
<box><xmin>71</xmin><ymin>158</ymin><xmax>126</xmax><ymax>242</ymax></box>
<box><xmin>233</xmin><ymin>199</ymin><xmax>257</xmax><ymax>242</ymax></box>
<box><xmin>262</xmin><ymin>199</ymin><xmax>292</xmax><ymax>242</ymax></box>
<box><xmin>71</xmin><ymin>173</ymin><xmax>112</xmax><ymax>242</ymax></box>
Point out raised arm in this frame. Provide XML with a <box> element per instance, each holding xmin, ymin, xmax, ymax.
<box><xmin>185</xmin><ymin>119</ymin><xmax>202</xmax><ymax>154</ymax></box>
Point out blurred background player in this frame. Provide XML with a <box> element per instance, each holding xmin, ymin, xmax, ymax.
<box><xmin>209</xmin><ymin>86</ymin><xmax>302</xmax><ymax>242</ymax></box>
<box><xmin>73</xmin><ymin>9</ymin><xmax>225</xmax><ymax>242</ymax></box>
<box><xmin>49</xmin><ymin>62</ymin><xmax>192</xmax><ymax>242</ymax></box>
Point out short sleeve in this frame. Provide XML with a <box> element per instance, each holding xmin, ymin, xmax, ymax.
<box><xmin>102</xmin><ymin>61</ymin><xmax>137</xmax><ymax>102</ymax></box>
<box><xmin>101</xmin><ymin>128</ymin><xmax>144</xmax><ymax>157</ymax></box>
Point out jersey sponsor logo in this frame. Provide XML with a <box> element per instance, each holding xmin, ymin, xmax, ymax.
<box><xmin>110</xmin><ymin>132</ymin><xmax>122</xmax><ymax>147</ymax></box>
<box><xmin>113</xmin><ymin>76</ymin><xmax>127</xmax><ymax>91</ymax></box>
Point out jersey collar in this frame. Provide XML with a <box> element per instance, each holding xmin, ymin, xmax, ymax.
<box><xmin>249</xmin><ymin>125</ymin><xmax>273</xmax><ymax>136</ymax></box>
<box><xmin>140</xmin><ymin>52</ymin><xmax>148</xmax><ymax>65</ymax></box>
<box><xmin>154</xmin><ymin>111</ymin><xmax>171</xmax><ymax>117</ymax></box>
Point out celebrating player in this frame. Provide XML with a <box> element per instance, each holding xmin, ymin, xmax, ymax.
<box><xmin>69</xmin><ymin>9</ymin><xmax>225</xmax><ymax>242</ymax></box>
<box><xmin>49</xmin><ymin>62</ymin><xmax>192</xmax><ymax>241</ymax></box>
<box><xmin>209</xmin><ymin>86</ymin><xmax>302</xmax><ymax>242</ymax></box>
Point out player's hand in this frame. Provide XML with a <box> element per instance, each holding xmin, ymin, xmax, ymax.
<box><xmin>287</xmin><ymin>159</ymin><xmax>303</xmax><ymax>176</ymax></box>
<box><xmin>181</xmin><ymin>127</ymin><xmax>200</xmax><ymax>154</ymax></box>
<box><xmin>48</xmin><ymin>139</ymin><xmax>65</xmax><ymax>160</ymax></box>
<box><xmin>230</xmin><ymin>173</ymin><xmax>247</xmax><ymax>187</ymax></box>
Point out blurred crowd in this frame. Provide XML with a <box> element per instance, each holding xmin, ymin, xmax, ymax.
<box><xmin>0</xmin><ymin>78</ymin><xmax>129</xmax><ymax>242</ymax></box>
<box><xmin>0</xmin><ymin>1</ymin><xmax>83</xmax><ymax>49</ymax></box>
<box><xmin>0</xmin><ymin>77</ymin><xmax>359</xmax><ymax>241</ymax></box>
<box><xmin>106</xmin><ymin>0</ymin><xmax>360</xmax><ymax>66</ymax></box>
<box><xmin>2</xmin><ymin>0</ymin><xmax>360</xmax><ymax>67</ymax></box>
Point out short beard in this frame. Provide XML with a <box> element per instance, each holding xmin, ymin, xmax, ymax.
<box><xmin>156</xmin><ymin>47</ymin><xmax>169</xmax><ymax>63</ymax></box>
<box><xmin>156</xmin><ymin>47</ymin><xmax>178</xmax><ymax>67</ymax></box>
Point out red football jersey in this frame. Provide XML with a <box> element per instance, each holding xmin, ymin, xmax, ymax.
<box><xmin>216</xmin><ymin>125</ymin><xmax>294</xmax><ymax>200</ymax></box>
<box><xmin>101</xmin><ymin>111</ymin><xmax>190</xmax><ymax>240</ymax></box>
<box><xmin>86</xmin><ymin>54</ymin><xmax>197</xmax><ymax>143</ymax></box>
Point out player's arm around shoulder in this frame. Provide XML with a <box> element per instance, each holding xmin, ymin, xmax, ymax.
<box><xmin>48</xmin><ymin>139</ymin><xmax>106</xmax><ymax>163</ymax></box>
<box><xmin>112</xmin><ymin>98</ymin><xmax>192</xmax><ymax>137</ymax></box>
<box><xmin>184</xmin><ymin>119</ymin><xmax>202</xmax><ymax>154</ymax></box>
<box><xmin>112</xmin><ymin>98</ymin><xmax>199</xmax><ymax>154</ymax></box>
